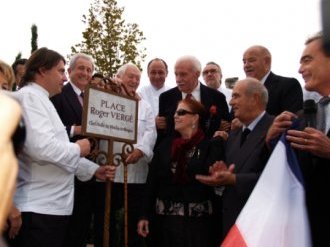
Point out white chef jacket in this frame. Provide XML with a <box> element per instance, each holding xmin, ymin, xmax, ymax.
<box><xmin>138</xmin><ymin>84</ymin><xmax>170</xmax><ymax>117</ymax></box>
<box><xmin>218</xmin><ymin>85</ymin><xmax>232</xmax><ymax>111</ymax></box>
<box><xmin>11</xmin><ymin>83</ymin><xmax>98</xmax><ymax>215</ymax></box>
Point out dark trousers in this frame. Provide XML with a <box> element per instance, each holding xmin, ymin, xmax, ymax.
<box><xmin>93</xmin><ymin>182</ymin><xmax>107</xmax><ymax>247</ymax></box>
<box><xmin>211</xmin><ymin>194</ymin><xmax>223</xmax><ymax>245</ymax></box>
<box><xmin>63</xmin><ymin>178</ymin><xmax>95</xmax><ymax>247</ymax></box>
<box><xmin>93</xmin><ymin>183</ymin><xmax>145</xmax><ymax>247</ymax></box>
<box><xmin>9</xmin><ymin>212</ymin><xmax>69</xmax><ymax>247</ymax></box>
<box><xmin>154</xmin><ymin>215</ymin><xmax>215</xmax><ymax>247</ymax></box>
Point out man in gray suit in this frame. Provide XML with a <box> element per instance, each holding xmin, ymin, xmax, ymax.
<box><xmin>196</xmin><ymin>77</ymin><xmax>274</xmax><ymax>241</ymax></box>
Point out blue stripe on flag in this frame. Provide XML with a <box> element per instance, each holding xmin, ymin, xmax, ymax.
<box><xmin>280</xmin><ymin>134</ymin><xmax>305</xmax><ymax>186</ymax></box>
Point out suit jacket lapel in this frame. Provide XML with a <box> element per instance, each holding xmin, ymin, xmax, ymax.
<box><xmin>229</xmin><ymin>114</ymin><xmax>272</xmax><ymax>172</ymax></box>
<box><xmin>64</xmin><ymin>83</ymin><xmax>83</xmax><ymax>121</ymax></box>
<box><xmin>174</xmin><ymin>87</ymin><xmax>183</xmax><ymax>102</ymax></box>
<box><xmin>200</xmin><ymin>83</ymin><xmax>211</xmax><ymax>108</ymax></box>
<box><xmin>264</xmin><ymin>72</ymin><xmax>274</xmax><ymax>90</ymax></box>
<box><xmin>235</xmin><ymin>129</ymin><xmax>266</xmax><ymax>172</ymax></box>
<box><xmin>170</xmin><ymin>87</ymin><xmax>183</xmax><ymax>116</ymax></box>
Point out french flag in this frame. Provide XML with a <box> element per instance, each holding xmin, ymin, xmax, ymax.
<box><xmin>221</xmin><ymin>134</ymin><xmax>312</xmax><ymax>247</ymax></box>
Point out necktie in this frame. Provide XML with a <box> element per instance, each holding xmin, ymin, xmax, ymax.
<box><xmin>240</xmin><ymin>128</ymin><xmax>251</xmax><ymax>147</ymax></box>
<box><xmin>318</xmin><ymin>96</ymin><xmax>330</xmax><ymax>133</ymax></box>
<box><xmin>78</xmin><ymin>92</ymin><xmax>84</xmax><ymax>106</ymax></box>
<box><xmin>185</xmin><ymin>93</ymin><xmax>193</xmax><ymax>100</ymax></box>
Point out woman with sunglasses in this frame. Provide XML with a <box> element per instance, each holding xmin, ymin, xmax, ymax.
<box><xmin>137</xmin><ymin>98</ymin><xmax>225</xmax><ymax>247</ymax></box>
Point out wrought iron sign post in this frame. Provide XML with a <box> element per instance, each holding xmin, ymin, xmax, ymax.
<box><xmin>81</xmin><ymin>81</ymin><xmax>138</xmax><ymax>247</ymax></box>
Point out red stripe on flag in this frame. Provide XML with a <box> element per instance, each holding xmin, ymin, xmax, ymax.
<box><xmin>221</xmin><ymin>224</ymin><xmax>248</xmax><ymax>247</ymax></box>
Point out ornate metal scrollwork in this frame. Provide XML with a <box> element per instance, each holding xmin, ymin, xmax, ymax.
<box><xmin>84</xmin><ymin>75</ymin><xmax>137</xmax><ymax>247</ymax></box>
<box><xmin>86</xmin><ymin>137</ymin><xmax>100</xmax><ymax>161</ymax></box>
<box><xmin>95</xmin><ymin>151</ymin><xmax>109</xmax><ymax>166</ymax></box>
<box><xmin>113</xmin><ymin>143</ymin><xmax>134</xmax><ymax>167</ymax></box>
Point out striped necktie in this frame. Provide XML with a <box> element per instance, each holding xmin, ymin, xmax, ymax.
<box><xmin>78</xmin><ymin>92</ymin><xmax>84</xmax><ymax>106</ymax></box>
<box><xmin>318</xmin><ymin>96</ymin><xmax>330</xmax><ymax>133</ymax></box>
<box><xmin>185</xmin><ymin>93</ymin><xmax>193</xmax><ymax>100</ymax></box>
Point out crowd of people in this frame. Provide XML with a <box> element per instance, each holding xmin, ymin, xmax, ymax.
<box><xmin>0</xmin><ymin>31</ymin><xmax>329</xmax><ymax>247</ymax></box>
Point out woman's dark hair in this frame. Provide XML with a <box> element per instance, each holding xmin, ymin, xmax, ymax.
<box><xmin>11</xmin><ymin>58</ymin><xmax>27</xmax><ymax>75</ymax></box>
<box><xmin>21</xmin><ymin>47</ymin><xmax>65</xmax><ymax>87</ymax></box>
<box><xmin>178</xmin><ymin>98</ymin><xmax>206</xmax><ymax>127</ymax></box>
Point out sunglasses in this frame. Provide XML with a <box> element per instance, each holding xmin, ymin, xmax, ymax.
<box><xmin>175</xmin><ymin>109</ymin><xmax>195</xmax><ymax>116</ymax></box>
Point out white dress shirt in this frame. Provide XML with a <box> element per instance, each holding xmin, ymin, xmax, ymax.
<box><xmin>11</xmin><ymin>83</ymin><xmax>98</xmax><ymax>215</ymax></box>
<box><xmin>260</xmin><ymin>71</ymin><xmax>271</xmax><ymax>84</ymax></box>
<box><xmin>138</xmin><ymin>84</ymin><xmax>170</xmax><ymax>117</ymax></box>
<box><xmin>303</xmin><ymin>88</ymin><xmax>322</xmax><ymax>102</ymax></box>
<box><xmin>243</xmin><ymin>111</ymin><xmax>266</xmax><ymax>132</ymax></box>
<box><xmin>181</xmin><ymin>82</ymin><xmax>201</xmax><ymax>102</ymax></box>
<box><xmin>218</xmin><ymin>84</ymin><xmax>232</xmax><ymax>110</ymax></box>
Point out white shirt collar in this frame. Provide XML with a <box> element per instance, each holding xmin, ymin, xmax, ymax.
<box><xmin>243</xmin><ymin>111</ymin><xmax>266</xmax><ymax>131</ymax></box>
<box><xmin>69</xmin><ymin>81</ymin><xmax>83</xmax><ymax>95</ymax></box>
<box><xmin>182</xmin><ymin>82</ymin><xmax>201</xmax><ymax>102</ymax></box>
<box><xmin>260</xmin><ymin>71</ymin><xmax>271</xmax><ymax>84</ymax></box>
<box><xmin>30</xmin><ymin>82</ymin><xmax>50</xmax><ymax>98</ymax></box>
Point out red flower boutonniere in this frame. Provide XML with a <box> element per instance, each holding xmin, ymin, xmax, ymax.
<box><xmin>209</xmin><ymin>105</ymin><xmax>217</xmax><ymax>117</ymax></box>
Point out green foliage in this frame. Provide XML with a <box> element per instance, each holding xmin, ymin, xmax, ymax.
<box><xmin>14</xmin><ymin>52</ymin><xmax>22</xmax><ymax>62</ymax></box>
<box><xmin>115</xmin><ymin>207</ymin><xmax>124</xmax><ymax>246</ymax></box>
<box><xmin>70</xmin><ymin>0</ymin><xmax>146</xmax><ymax>77</ymax></box>
<box><xmin>31</xmin><ymin>24</ymin><xmax>38</xmax><ymax>54</ymax></box>
<box><xmin>113</xmin><ymin>207</ymin><xmax>147</xmax><ymax>247</ymax></box>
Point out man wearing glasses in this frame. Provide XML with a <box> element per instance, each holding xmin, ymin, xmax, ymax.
<box><xmin>202</xmin><ymin>61</ymin><xmax>232</xmax><ymax>108</ymax></box>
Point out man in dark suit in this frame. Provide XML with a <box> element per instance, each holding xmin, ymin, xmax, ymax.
<box><xmin>266</xmin><ymin>32</ymin><xmax>330</xmax><ymax>246</ymax></box>
<box><xmin>50</xmin><ymin>53</ymin><xmax>95</xmax><ymax>247</ymax></box>
<box><xmin>243</xmin><ymin>45</ymin><xmax>303</xmax><ymax>116</ymax></box>
<box><xmin>196</xmin><ymin>78</ymin><xmax>274</xmax><ymax>241</ymax></box>
<box><xmin>156</xmin><ymin>55</ymin><xmax>230</xmax><ymax>145</ymax></box>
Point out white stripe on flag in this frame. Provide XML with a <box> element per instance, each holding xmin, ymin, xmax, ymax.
<box><xmin>222</xmin><ymin>134</ymin><xmax>311</xmax><ymax>247</ymax></box>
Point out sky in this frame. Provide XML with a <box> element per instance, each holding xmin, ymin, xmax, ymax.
<box><xmin>1</xmin><ymin>0</ymin><xmax>322</xmax><ymax>88</ymax></box>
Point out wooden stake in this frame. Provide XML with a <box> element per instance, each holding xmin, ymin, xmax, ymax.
<box><xmin>124</xmin><ymin>160</ymin><xmax>128</xmax><ymax>247</ymax></box>
<box><xmin>103</xmin><ymin>140</ymin><xmax>113</xmax><ymax>247</ymax></box>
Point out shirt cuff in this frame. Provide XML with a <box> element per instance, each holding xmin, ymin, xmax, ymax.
<box><xmin>75</xmin><ymin>158</ymin><xmax>99</xmax><ymax>181</ymax></box>
<box><xmin>70</xmin><ymin>126</ymin><xmax>75</xmax><ymax>138</ymax></box>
